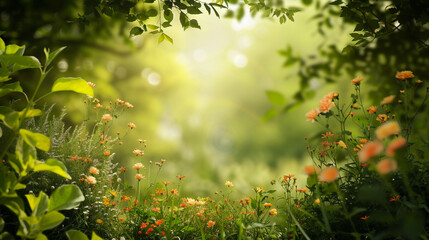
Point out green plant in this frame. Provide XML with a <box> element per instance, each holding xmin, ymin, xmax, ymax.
<box><xmin>0</xmin><ymin>36</ymin><xmax>92</xmax><ymax>239</ymax></box>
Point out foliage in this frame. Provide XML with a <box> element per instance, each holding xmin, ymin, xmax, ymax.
<box><xmin>0</xmin><ymin>37</ymin><xmax>91</xmax><ymax>239</ymax></box>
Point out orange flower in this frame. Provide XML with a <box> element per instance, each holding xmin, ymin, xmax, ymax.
<box><xmin>125</xmin><ymin>102</ymin><xmax>134</xmax><ymax>108</ymax></box>
<box><xmin>128</xmin><ymin>122</ymin><xmax>136</xmax><ymax>129</ymax></box>
<box><xmin>152</xmin><ymin>208</ymin><xmax>160</xmax><ymax>212</ymax></box>
<box><xmin>375</xmin><ymin>121</ymin><xmax>400</xmax><ymax>140</ymax></box>
<box><xmin>366</xmin><ymin>106</ymin><xmax>377</xmax><ymax>114</ymax></box>
<box><xmin>303</xmin><ymin>165</ymin><xmax>320</xmax><ymax>175</ymax></box>
<box><xmin>133</xmin><ymin>163</ymin><xmax>144</xmax><ymax>170</ymax></box>
<box><xmin>89</xmin><ymin>166</ymin><xmax>99</xmax><ymax>175</ymax></box>
<box><xmin>118</xmin><ymin>218</ymin><xmax>125</xmax><ymax>222</ymax></box>
<box><xmin>102</xmin><ymin>114</ymin><xmax>112</xmax><ymax>121</ymax></box>
<box><xmin>135</xmin><ymin>174</ymin><xmax>144</xmax><ymax>180</ymax></box>
<box><xmin>376</xmin><ymin>114</ymin><xmax>388</xmax><ymax>123</ymax></box>
<box><xmin>417</xmin><ymin>80</ymin><xmax>423</xmax><ymax>84</ymax></box>
<box><xmin>87</xmin><ymin>82</ymin><xmax>96</xmax><ymax>87</ymax></box>
<box><xmin>351</xmin><ymin>76</ymin><xmax>363</xmax><ymax>85</ymax></box>
<box><xmin>318</xmin><ymin>167</ymin><xmax>339</xmax><ymax>182</ymax></box>
<box><xmin>386</xmin><ymin>137</ymin><xmax>406</xmax><ymax>156</ymax></box>
<box><xmin>264</xmin><ymin>203</ymin><xmax>272</xmax><ymax>208</ymax></box>
<box><xmin>338</xmin><ymin>140</ymin><xmax>347</xmax><ymax>149</ymax></box>
<box><xmin>358</xmin><ymin>141</ymin><xmax>384</xmax><ymax>163</ymax></box>
<box><xmin>325</xmin><ymin>92</ymin><xmax>339</xmax><ymax>100</ymax></box>
<box><xmin>176</xmin><ymin>175</ymin><xmax>186</xmax><ymax>180</ymax></box>
<box><xmin>170</xmin><ymin>189</ymin><xmax>178</xmax><ymax>195</ymax></box>
<box><xmin>360</xmin><ymin>216</ymin><xmax>370</xmax><ymax>220</ymax></box>
<box><xmin>269</xmin><ymin>209</ymin><xmax>278</xmax><ymax>216</ymax></box>
<box><xmin>155</xmin><ymin>219</ymin><xmax>164</xmax><ymax>226</ymax></box>
<box><xmin>305</xmin><ymin>109</ymin><xmax>319</xmax><ymax>123</ymax></box>
<box><xmin>133</xmin><ymin>149</ymin><xmax>143</xmax><ymax>156</ymax></box>
<box><xmin>395</xmin><ymin>71</ymin><xmax>414</xmax><ymax>80</ymax></box>
<box><xmin>207</xmin><ymin>220</ymin><xmax>215</xmax><ymax>228</ymax></box>
<box><xmin>104</xmin><ymin>151</ymin><xmax>111</xmax><ymax>156</ymax></box>
<box><xmin>225</xmin><ymin>181</ymin><xmax>234</xmax><ymax>187</ymax></box>
<box><xmin>96</xmin><ymin>219</ymin><xmax>103</xmax><ymax>224</ymax></box>
<box><xmin>314</xmin><ymin>198</ymin><xmax>320</xmax><ymax>204</ymax></box>
<box><xmin>318</xmin><ymin>96</ymin><xmax>335</xmax><ymax>113</ymax></box>
<box><xmin>86</xmin><ymin>176</ymin><xmax>97</xmax><ymax>184</ymax></box>
<box><xmin>359</xmin><ymin>139</ymin><xmax>368</xmax><ymax>144</ymax></box>
<box><xmin>380</xmin><ymin>95</ymin><xmax>395</xmax><ymax>105</ymax></box>
<box><xmin>376</xmin><ymin>159</ymin><xmax>397</xmax><ymax>174</ymax></box>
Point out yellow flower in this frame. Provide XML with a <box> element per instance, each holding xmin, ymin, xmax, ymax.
<box><xmin>225</xmin><ymin>181</ymin><xmax>234</xmax><ymax>187</ymax></box>
<box><xmin>338</xmin><ymin>140</ymin><xmax>347</xmax><ymax>149</ymax></box>
<box><xmin>395</xmin><ymin>71</ymin><xmax>414</xmax><ymax>80</ymax></box>
<box><xmin>351</xmin><ymin>76</ymin><xmax>363</xmax><ymax>85</ymax></box>
<box><xmin>110</xmin><ymin>190</ymin><xmax>117</xmax><ymax>197</ymax></box>
<box><xmin>375</xmin><ymin>121</ymin><xmax>400</xmax><ymax>140</ymax></box>
<box><xmin>102</xmin><ymin>114</ymin><xmax>112</xmax><ymax>121</ymax></box>
<box><xmin>380</xmin><ymin>95</ymin><xmax>395</xmax><ymax>105</ymax></box>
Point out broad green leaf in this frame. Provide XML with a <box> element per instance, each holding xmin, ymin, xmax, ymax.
<box><xmin>158</xmin><ymin>34</ymin><xmax>165</xmax><ymax>44</ymax></box>
<box><xmin>15</xmin><ymin>183</ymin><xmax>26</xmax><ymax>190</ymax></box>
<box><xmin>19</xmin><ymin>109</ymin><xmax>42</xmax><ymax>118</ymax></box>
<box><xmin>0</xmin><ymin>81</ymin><xmax>23</xmax><ymax>98</ymax></box>
<box><xmin>0</xmin><ymin>196</ymin><xmax>25</xmax><ymax>217</ymax></box>
<box><xmin>35</xmin><ymin>233</ymin><xmax>48</xmax><ymax>240</ymax></box>
<box><xmin>26</xmin><ymin>191</ymin><xmax>49</xmax><ymax>217</ymax></box>
<box><xmin>266</xmin><ymin>90</ymin><xmax>286</xmax><ymax>106</ymax></box>
<box><xmin>130</xmin><ymin>26</ymin><xmax>143</xmax><ymax>37</ymax></box>
<box><xmin>15</xmin><ymin>137</ymin><xmax>37</xmax><ymax>175</ymax></box>
<box><xmin>33</xmin><ymin>159</ymin><xmax>71</xmax><ymax>179</ymax></box>
<box><xmin>187</xmin><ymin>7</ymin><xmax>202</xmax><ymax>14</ymax></box>
<box><xmin>0</xmin><ymin>55</ymin><xmax>41</xmax><ymax>72</ymax></box>
<box><xmin>0</xmin><ymin>37</ymin><xmax>5</xmax><ymax>54</ymax></box>
<box><xmin>180</xmin><ymin>12</ymin><xmax>189</xmax><ymax>29</ymax></box>
<box><xmin>48</xmin><ymin>185</ymin><xmax>84</xmax><ymax>212</ymax></box>
<box><xmin>190</xmin><ymin>19</ymin><xmax>201</xmax><ymax>29</ymax></box>
<box><xmin>0</xmin><ymin>106</ymin><xmax>19</xmax><ymax>131</ymax></box>
<box><xmin>5</xmin><ymin>44</ymin><xmax>25</xmax><ymax>56</ymax></box>
<box><xmin>17</xmin><ymin>215</ymin><xmax>39</xmax><ymax>238</ymax></box>
<box><xmin>39</xmin><ymin>211</ymin><xmax>65</xmax><ymax>231</ymax></box>
<box><xmin>91</xmin><ymin>232</ymin><xmax>104</xmax><ymax>240</ymax></box>
<box><xmin>44</xmin><ymin>47</ymin><xmax>66</xmax><ymax>67</ymax></box>
<box><xmin>146</xmin><ymin>24</ymin><xmax>159</xmax><ymax>30</ymax></box>
<box><xmin>164</xmin><ymin>34</ymin><xmax>173</xmax><ymax>44</ymax></box>
<box><xmin>19</xmin><ymin>129</ymin><xmax>51</xmax><ymax>152</ymax></box>
<box><xmin>164</xmin><ymin>10</ymin><xmax>173</xmax><ymax>21</ymax></box>
<box><xmin>66</xmin><ymin>230</ymin><xmax>90</xmax><ymax>240</ymax></box>
<box><xmin>51</xmin><ymin>77</ymin><xmax>94</xmax><ymax>97</ymax></box>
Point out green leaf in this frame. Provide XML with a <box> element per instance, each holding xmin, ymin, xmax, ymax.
<box><xmin>164</xmin><ymin>10</ymin><xmax>173</xmax><ymax>22</ymax></box>
<box><xmin>44</xmin><ymin>47</ymin><xmax>66</xmax><ymax>67</ymax></box>
<box><xmin>0</xmin><ymin>231</ymin><xmax>15</xmax><ymax>240</ymax></box>
<box><xmin>19</xmin><ymin>129</ymin><xmax>51</xmax><ymax>152</ymax></box>
<box><xmin>261</xmin><ymin>109</ymin><xmax>279</xmax><ymax>122</ymax></box>
<box><xmin>19</xmin><ymin>109</ymin><xmax>42</xmax><ymax>118</ymax></box>
<box><xmin>5</xmin><ymin>44</ymin><xmax>25</xmax><ymax>55</ymax></box>
<box><xmin>130</xmin><ymin>26</ymin><xmax>144</xmax><ymax>37</ymax></box>
<box><xmin>190</xmin><ymin>19</ymin><xmax>201</xmax><ymax>29</ymax></box>
<box><xmin>66</xmin><ymin>230</ymin><xmax>89</xmax><ymax>240</ymax></box>
<box><xmin>180</xmin><ymin>12</ymin><xmax>189</xmax><ymax>29</ymax></box>
<box><xmin>0</xmin><ymin>55</ymin><xmax>41</xmax><ymax>72</ymax></box>
<box><xmin>33</xmin><ymin>159</ymin><xmax>71</xmax><ymax>179</ymax></box>
<box><xmin>158</xmin><ymin>34</ymin><xmax>165</xmax><ymax>44</ymax></box>
<box><xmin>0</xmin><ymin>38</ymin><xmax>5</xmax><ymax>54</ymax></box>
<box><xmin>0</xmin><ymin>196</ymin><xmax>25</xmax><ymax>217</ymax></box>
<box><xmin>163</xmin><ymin>33</ymin><xmax>173</xmax><ymax>44</ymax></box>
<box><xmin>48</xmin><ymin>185</ymin><xmax>84</xmax><ymax>212</ymax></box>
<box><xmin>147</xmin><ymin>8</ymin><xmax>158</xmax><ymax>17</ymax></box>
<box><xmin>187</xmin><ymin>7</ymin><xmax>202</xmax><ymax>14</ymax></box>
<box><xmin>0</xmin><ymin>217</ymin><xmax>4</xmax><ymax>232</ymax></box>
<box><xmin>26</xmin><ymin>191</ymin><xmax>49</xmax><ymax>217</ymax></box>
<box><xmin>14</xmin><ymin>136</ymin><xmax>37</xmax><ymax>175</ymax></box>
<box><xmin>146</xmin><ymin>24</ymin><xmax>159</xmax><ymax>30</ymax></box>
<box><xmin>91</xmin><ymin>232</ymin><xmax>104</xmax><ymax>240</ymax></box>
<box><xmin>0</xmin><ymin>106</ymin><xmax>19</xmax><ymax>131</ymax></box>
<box><xmin>35</xmin><ymin>233</ymin><xmax>48</xmax><ymax>240</ymax></box>
<box><xmin>39</xmin><ymin>211</ymin><xmax>65</xmax><ymax>231</ymax></box>
<box><xmin>266</xmin><ymin>90</ymin><xmax>286</xmax><ymax>106</ymax></box>
<box><xmin>0</xmin><ymin>81</ymin><xmax>23</xmax><ymax>98</ymax></box>
<box><xmin>51</xmin><ymin>77</ymin><xmax>94</xmax><ymax>97</ymax></box>
<box><xmin>0</xmin><ymin>125</ymin><xmax>2</xmax><ymax>138</ymax></box>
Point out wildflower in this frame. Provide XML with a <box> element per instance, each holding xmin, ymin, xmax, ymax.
<box><xmin>360</xmin><ymin>139</ymin><xmax>368</xmax><ymax>144</ymax></box>
<box><xmin>87</xmin><ymin>82</ymin><xmax>96</xmax><ymax>87</ymax></box>
<box><xmin>162</xmin><ymin>181</ymin><xmax>171</xmax><ymax>186</ymax></box>
<box><xmin>133</xmin><ymin>163</ymin><xmax>144</xmax><ymax>170</ymax></box>
<box><xmin>269</xmin><ymin>209</ymin><xmax>278</xmax><ymax>216</ymax></box>
<box><xmin>318</xmin><ymin>96</ymin><xmax>335</xmax><ymax>113</ymax></box>
<box><xmin>176</xmin><ymin>175</ymin><xmax>186</xmax><ymax>180</ymax></box>
<box><xmin>110</xmin><ymin>190</ymin><xmax>117</xmax><ymax>197</ymax></box>
<box><xmin>366</xmin><ymin>106</ymin><xmax>377</xmax><ymax>114</ymax></box>
<box><xmin>417</xmin><ymin>80</ymin><xmax>423</xmax><ymax>84</ymax></box>
<box><xmin>264</xmin><ymin>203</ymin><xmax>272</xmax><ymax>208</ymax></box>
<box><xmin>225</xmin><ymin>181</ymin><xmax>234</xmax><ymax>187</ymax></box>
<box><xmin>120</xmin><ymin>166</ymin><xmax>126</xmax><ymax>172</ymax></box>
<box><xmin>128</xmin><ymin>122</ymin><xmax>136</xmax><ymax>129</ymax></box>
<box><xmin>207</xmin><ymin>220</ymin><xmax>215</xmax><ymax>228</ymax></box>
<box><xmin>318</xmin><ymin>167</ymin><xmax>339</xmax><ymax>182</ymax></box>
<box><xmin>358</xmin><ymin>141</ymin><xmax>384</xmax><ymax>163</ymax></box>
<box><xmin>89</xmin><ymin>166</ymin><xmax>99</xmax><ymax>175</ymax></box>
<box><xmin>116</xmin><ymin>99</ymin><xmax>125</xmax><ymax>104</ymax></box>
<box><xmin>125</xmin><ymin>102</ymin><xmax>134</xmax><ymax>108</ymax></box>
<box><xmin>96</xmin><ymin>103</ymin><xmax>102</xmax><ymax>108</ymax></box>
<box><xmin>380</xmin><ymin>95</ymin><xmax>395</xmax><ymax>105</ymax></box>
<box><xmin>314</xmin><ymin>199</ymin><xmax>320</xmax><ymax>204</ymax></box>
<box><xmin>351</xmin><ymin>76</ymin><xmax>363</xmax><ymax>85</ymax></box>
<box><xmin>96</xmin><ymin>219</ymin><xmax>103</xmax><ymax>224</ymax></box>
<box><xmin>347</xmin><ymin>112</ymin><xmax>356</xmax><ymax>117</ymax></box>
<box><xmin>102</xmin><ymin>114</ymin><xmax>112</xmax><ymax>121</ymax></box>
<box><xmin>104</xmin><ymin>151</ymin><xmax>110</xmax><ymax>156</ymax></box>
<box><xmin>171</xmin><ymin>189</ymin><xmax>178</xmax><ymax>195</ymax></box>
<box><xmin>69</xmin><ymin>155</ymin><xmax>78</xmax><ymax>161</ymax></box>
<box><xmin>305</xmin><ymin>109</ymin><xmax>319</xmax><ymax>122</ymax></box>
<box><xmin>360</xmin><ymin>216</ymin><xmax>370</xmax><ymax>220</ymax></box>
<box><xmin>255</xmin><ymin>187</ymin><xmax>264</xmax><ymax>193</ymax></box>
<box><xmin>135</xmin><ymin>174</ymin><xmax>144</xmax><ymax>180</ymax></box>
<box><xmin>79</xmin><ymin>178</ymin><xmax>85</xmax><ymax>182</ymax></box>
<box><xmin>118</xmin><ymin>218</ymin><xmax>125</xmax><ymax>221</ymax></box>
<box><xmin>389</xmin><ymin>195</ymin><xmax>400</xmax><ymax>202</ymax></box>
<box><xmin>386</xmin><ymin>137</ymin><xmax>406</xmax><ymax>156</ymax></box>
<box><xmin>155</xmin><ymin>219</ymin><xmax>164</xmax><ymax>226</ymax></box>
<box><xmin>145</xmin><ymin>228</ymin><xmax>154</xmax><ymax>235</ymax></box>
<box><xmin>400</xmin><ymin>90</ymin><xmax>405</xmax><ymax>94</ymax></box>
<box><xmin>362</xmin><ymin>162</ymin><xmax>370</xmax><ymax>167</ymax></box>
<box><xmin>395</xmin><ymin>71</ymin><xmax>414</xmax><ymax>80</ymax></box>
<box><xmin>338</xmin><ymin>140</ymin><xmax>347</xmax><ymax>149</ymax></box>
<box><xmin>152</xmin><ymin>208</ymin><xmax>160</xmax><ymax>212</ymax></box>
<box><xmin>375</xmin><ymin>121</ymin><xmax>400</xmax><ymax>140</ymax></box>
<box><xmin>121</xmin><ymin>196</ymin><xmax>131</xmax><ymax>201</ymax></box>
<box><xmin>376</xmin><ymin>114</ymin><xmax>388</xmax><ymax>123</ymax></box>
<box><xmin>352</xmin><ymin>103</ymin><xmax>359</xmax><ymax>109</ymax></box>
<box><xmin>325</xmin><ymin>92</ymin><xmax>339</xmax><ymax>100</ymax></box>
<box><xmin>133</xmin><ymin>149</ymin><xmax>143</xmax><ymax>156</ymax></box>
<box><xmin>86</xmin><ymin>176</ymin><xmax>97</xmax><ymax>184</ymax></box>
<box><xmin>303</xmin><ymin>165</ymin><xmax>319</xmax><ymax>175</ymax></box>
<box><xmin>376</xmin><ymin>159</ymin><xmax>398</xmax><ymax>175</ymax></box>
